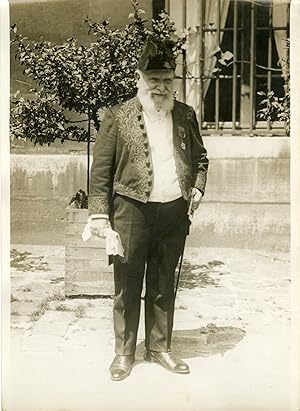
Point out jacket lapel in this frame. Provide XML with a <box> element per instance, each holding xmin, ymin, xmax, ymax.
<box><xmin>172</xmin><ymin>102</ymin><xmax>189</xmax><ymax>161</ymax></box>
<box><xmin>116</xmin><ymin>97</ymin><xmax>151</xmax><ymax>190</ymax></box>
<box><xmin>172</xmin><ymin>102</ymin><xmax>191</xmax><ymax>198</ymax></box>
<box><xmin>116</xmin><ymin>97</ymin><xmax>150</xmax><ymax>155</ymax></box>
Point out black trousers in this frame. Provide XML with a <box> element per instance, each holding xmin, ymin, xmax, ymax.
<box><xmin>111</xmin><ymin>194</ymin><xmax>190</xmax><ymax>355</ymax></box>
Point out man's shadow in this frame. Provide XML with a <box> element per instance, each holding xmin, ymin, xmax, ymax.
<box><xmin>135</xmin><ymin>323</ymin><xmax>246</xmax><ymax>361</ymax></box>
<box><xmin>135</xmin><ymin>259</ymin><xmax>246</xmax><ymax>361</ymax></box>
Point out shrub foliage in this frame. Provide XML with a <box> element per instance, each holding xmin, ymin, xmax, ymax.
<box><xmin>10</xmin><ymin>1</ymin><xmax>185</xmax><ymax>146</ymax></box>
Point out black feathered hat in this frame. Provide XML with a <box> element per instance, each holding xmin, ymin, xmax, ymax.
<box><xmin>138</xmin><ymin>36</ymin><xmax>176</xmax><ymax>71</ymax></box>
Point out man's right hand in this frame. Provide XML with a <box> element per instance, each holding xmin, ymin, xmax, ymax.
<box><xmin>89</xmin><ymin>217</ymin><xmax>111</xmax><ymax>238</ymax></box>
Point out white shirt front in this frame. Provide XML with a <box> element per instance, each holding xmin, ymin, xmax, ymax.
<box><xmin>142</xmin><ymin>109</ymin><xmax>182</xmax><ymax>203</ymax></box>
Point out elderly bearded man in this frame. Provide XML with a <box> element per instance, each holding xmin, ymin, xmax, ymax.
<box><xmin>88</xmin><ymin>38</ymin><xmax>209</xmax><ymax>381</ymax></box>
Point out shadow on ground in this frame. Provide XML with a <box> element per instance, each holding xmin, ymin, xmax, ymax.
<box><xmin>179</xmin><ymin>259</ymin><xmax>229</xmax><ymax>289</ymax></box>
<box><xmin>10</xmin><ymin>248</ymin><xmax>50</xmax><ymax>272</ymax></box>
<box><xmin>135</xmin><ymin>323</ymin><xmax>246</xmax><ymax>361</ymax></box>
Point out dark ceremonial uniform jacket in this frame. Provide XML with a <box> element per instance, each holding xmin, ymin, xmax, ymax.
<box><xmin>89</xmin><ymin>96</ymin><xmax>209</xmax><ymax>216</ymax></box>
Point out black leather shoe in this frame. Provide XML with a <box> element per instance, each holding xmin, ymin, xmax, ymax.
<box><xmin>144</xmin><ymin>350</ymin><xmax>190</xmax><ymax>374</ymax></box>
<box><xmin>109</xmin><ymin>355</ymin><xmax>135</xmax><ymax>381</ymax></box>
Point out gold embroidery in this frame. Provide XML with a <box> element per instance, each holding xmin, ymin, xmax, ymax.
<box><xmin>187</xmin><ymin>107</ymin><xmax>194</xmax><ymax>121</ymax></box>
<box><xmin>88</xmin><ymin>196</ymin><xmax>109</xmax><ymax>215</ymax></box>
<box><xmin>116</xmin><ymin>98</ymin><xmax>151</xmax><ymax>196</ymax></box>
<box><xmin>194</xmin><ymin>172</ymin><xmax>207</xmax><ymax>192</ymax></box>
<box><xmin>113</xmin><ymin>182</ymin><xmax>148</xmax><ymax>203</ymax></box>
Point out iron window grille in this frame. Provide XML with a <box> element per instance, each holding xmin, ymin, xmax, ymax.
<box><xmin>166</xmin><ymin>0</ymin><xmax>290</xmax><ymax>136</ymax></box>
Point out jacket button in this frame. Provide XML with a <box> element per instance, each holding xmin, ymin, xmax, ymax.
<box><xmin>140</xmin><ymin>124</ymin><xmax>144</xmax><ymax>130</ymax></box>
<box><xmin>148</xmin><ymin>168</ymin><xmax>152</xmax><ymax>175</ymax></box>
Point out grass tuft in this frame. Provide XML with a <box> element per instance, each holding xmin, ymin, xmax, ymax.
<box><xmin>30</xmin><ymin>300</ymin><xmax>50</xmax><ymax>322</ymax></box>
<box><xmin>55</xmin><ymin>304</ymin><xmax>73</xmax><ymax>312</ymax></box>
<box><xmin>11</xmin><ymin>310</ymin><xmax>21</xmax><ymax>316</ymax></box>
<box><xmin>74</xmin><ymin>305</ymin><xmax>87</xmax><ymax>318</ymax></box>
<box><xmin>11</xmin><ymin>295</ymin><xmax>18</xmax><ymax>303</ymax></box>
<box><xmin>45</xmin><ymin>289</ymin><xmax>66</xmax><ymax>303</ymax></box>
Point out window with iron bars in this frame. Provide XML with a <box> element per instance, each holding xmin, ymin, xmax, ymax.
<box><xmin>164</xmin><ymin>0</ymin><xmax>290</xmax><ymax>136</ymax></box>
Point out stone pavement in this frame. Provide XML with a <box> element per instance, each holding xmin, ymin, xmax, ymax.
<box><xmin>6</xmin><ymin>245</ymin><xmax>291</xmax><ymax>411</ymax></box>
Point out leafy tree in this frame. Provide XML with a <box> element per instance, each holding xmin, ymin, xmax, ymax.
<box><xmin>10</xmin><ymin>1</ymin><xmax>185</xmax><ymax>195</ymax></box>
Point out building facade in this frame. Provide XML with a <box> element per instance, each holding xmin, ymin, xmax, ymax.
<box><xmin>10</xmin><ymin>0</ymin><xmax>290</xmax><ymax>250</ymax></box>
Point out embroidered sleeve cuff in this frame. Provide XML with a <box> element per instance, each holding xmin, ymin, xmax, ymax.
<box><xmin>193</xmin><ymin>172</ymin><xmax>207</xmax><ymax>195</ymax></box>
<box><xmin>88</xmin><ymin>196</ymin><xmax>110</xmax><ymax>215</ymax></box>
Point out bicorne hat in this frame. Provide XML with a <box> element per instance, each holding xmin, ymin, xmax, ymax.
<box><xmin>138</xmin><ymin>37</ymin><xmax>176</xmax><ymax>71</ymax></box>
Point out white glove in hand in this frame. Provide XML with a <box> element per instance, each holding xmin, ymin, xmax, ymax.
<box><xmin>190</xmin><ymin>187</ymin><xmax>203</xmax><ymax>212</ymax></box>
<box><xmin>89</xmin><ymin>217</ymin><xmax>111</xmax><ymax>238</ymax></box>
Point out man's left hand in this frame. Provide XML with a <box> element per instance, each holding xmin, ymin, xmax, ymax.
<box><xmin>190</xmin><ymin>187</ymin><xmax>203</xmax><ymax>212</ymax></box>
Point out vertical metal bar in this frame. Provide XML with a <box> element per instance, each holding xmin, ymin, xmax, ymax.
<box><xmin>232</xmin><ymin>0</ymin><xmax>238</xmax><ymax>130</ymax></box>
<box><xmin>87</xmin><ymin>107</ymin><xmax>91</xmax><ymax>195</ymax></box>
<box><xmin>267</xmin><ymin>4</ymin><xmax>272</xmax><ymax>131</ymax></box>
<box><xmin>249</xmin><ymin>1</ymin><xmax>256</xmax><ymax>134</ymax></box>
<box><xmin>240</xmin><ymin>1</ymin><xmax>246</xmax><ymax>126</ymax></box>
<box><xmin>182</xmin><ymin>0</ymin><xmax>187</xmax><ymax>103</ymax></box>
<box><xmin>240</xmin><ymin>1</ymin><xmax>251</xmax><ymax>128</ymax></box>
<box><xmin>215</xmin><ymin>0</ymin><xmax>220</xmax><ymax>131</ymax></box>
<box><xmin>198</xmin><ymin>0</ymin><xmax>204</xmax><ymax>128</ymax></box>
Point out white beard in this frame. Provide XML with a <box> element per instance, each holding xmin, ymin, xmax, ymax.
<box><xmin>137</xmin><ymin>88</ymin><xmax>174</xmax><ymax>115</ymax></box>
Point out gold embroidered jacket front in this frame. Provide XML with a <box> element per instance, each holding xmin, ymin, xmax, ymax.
<box><xmin>88</xmin><ymin>97</ymin><xmax>209</xmax><ymax>215</ymax></box>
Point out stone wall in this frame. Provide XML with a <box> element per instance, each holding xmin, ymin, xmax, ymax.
<box><xmin>10</xmin><ymin>137</ymin><xmax>290</xmax><ymax>251</ymax></box>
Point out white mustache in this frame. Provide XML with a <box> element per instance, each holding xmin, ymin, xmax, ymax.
<box><xmin>137</xmin><ymin>87</ymin><xmax>174</xmax><ymax>114</ymax></box>
<box><xmin>151</xmin><ymin>92</ymin><xmax>169</xmax><ymax>96</ymax></box>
